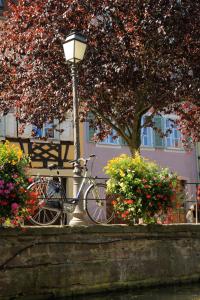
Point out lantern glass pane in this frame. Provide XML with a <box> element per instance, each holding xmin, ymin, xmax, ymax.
<box><xmin>63</xmin><ymin>40</ymin><xmax>75</xmax><ymax>62</ymax></box>
<box><xmin>74</xmin><ymin>40</ymin><xmax>87</xmax><ymax>62</ymax></box>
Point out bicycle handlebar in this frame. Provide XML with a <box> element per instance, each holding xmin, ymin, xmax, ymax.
<box><xmin>48</xmin><ymin>155</ymin><xmax>96</xmax><ymax>170</ymax></box>
<box><xmin>67</xmin><ymin>154</ymin><xmax>96</xmax><ymax>165</ymax></box>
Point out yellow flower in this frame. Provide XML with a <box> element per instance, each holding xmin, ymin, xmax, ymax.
<box><xmin>119</xmin><ymin>170</ymin><xmax>125</xmax><ymax>177</ymax></box>
<box><xmin>4</xmin><ymin>218</ymin><xmax>11</xmax><ymax>227</ymax></box>
<box><xmin>17</xmin><ymin>149</ymin><xmax>23</xmax><ymax>160</ymax></box>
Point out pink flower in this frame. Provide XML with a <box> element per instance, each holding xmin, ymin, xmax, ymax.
<box><xmin>3</xmin><ymin>189</ymin><xmax>10</xmax><ymax>194</ymax></box>
<box><xmin>6</xmin><ymin>182</ymin><xmax>15</xmax><ymax>191</ymax></box>
<box><xmin>0</xmin><ymin>180</ymin><xmax>4</xmax><ymax>187</ymax></box>
<box><xmin>11</xmin><ymin>202</ymin><xmax>19</xmax><ymax>212</ymax></box>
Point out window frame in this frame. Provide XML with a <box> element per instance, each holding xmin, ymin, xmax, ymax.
<box><xmin>32</xmin><ymin>122</ymin><xmax>56</xmax><ymax>139</ymax></box>
<box><xmin>141</xmin><ymin>116</ymin><xmax>154</xmax><ymax>148</ymax></box>
<box><xmin>164</xmin><ymin>117</ymin><xmax>182</xmax><ymax>149</ymax></box>
<box><xmin>99</xmin><ymin>129</ymin><xmax>120</xmax><ymax>145</ymax></box>
<box><xmin>87</xmin><ymin>114</ymin><xmax>182</xmax><ymax>150</ymax></box>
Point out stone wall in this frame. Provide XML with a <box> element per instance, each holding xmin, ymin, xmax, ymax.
<box><xmin>0</xmin><ymin>224</ymin><xmax>200</xmax><ymax>299</ymax></box>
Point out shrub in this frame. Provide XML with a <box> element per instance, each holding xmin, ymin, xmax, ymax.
<box><xmin>0</xmin><ymin>141</ymin><xmax>37</xmax><ymax>227</ymax></box>
<box><xmin>104</xmin><ymin>153</ymin><xmax>178</xmax><ymax>224</ymax></box>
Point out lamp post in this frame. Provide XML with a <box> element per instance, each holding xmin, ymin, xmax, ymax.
<box><xmin>63</xmin><ymin>31</ymin><xmax>87</xmax><ymax>226</ymax></box>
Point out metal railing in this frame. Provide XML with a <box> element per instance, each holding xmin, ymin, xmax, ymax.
<box><xmin>184</xmin><ymin>182</ymin><xmax>200</xmax><ymax>224</ymax></box>
<box><xmin>29</xmin><ymin>174</ymin><xmax>200</xmax><ymax>225</ymax></box>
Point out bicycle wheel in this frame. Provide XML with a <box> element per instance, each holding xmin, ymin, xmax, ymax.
<box><xmin>85</xmin><ymin>183</ymin><xmax>115</xmax><ymax>224</ymax></box>
<box><xmin>28</xmin><ymin>179</ymin><xmax>62</xmax><ymax>226</ymax></box>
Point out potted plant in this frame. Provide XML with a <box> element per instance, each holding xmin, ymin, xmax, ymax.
<box><xmin>0</xmin><ymin>141</ymin><xmax>37</xmax><ymax>227</ymax></box>
<box><xmin>104</xmin><ymin>153</ymin><xmax>178</xmax><ymax>224</ymax></box>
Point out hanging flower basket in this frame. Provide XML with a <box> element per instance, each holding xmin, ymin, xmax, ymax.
<box><xmin>0</xmin><ymin>141</ymin><xmax>37</xmax><ymax>227</ymax></box>
<box><xmin>104</xmin><ymin>153</ymin><xmax>178</xmax><ymax>225</ymax></box>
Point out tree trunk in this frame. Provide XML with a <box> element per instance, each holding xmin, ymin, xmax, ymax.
<box><xmin>128</xmin><ymin>135</ymin><xmax>141</xmax><ymax>157</ymax></box>
<box><xmin>126</xmin><ymin>115</ymin><xmax>142</xmax><ymax>158</ymax></box>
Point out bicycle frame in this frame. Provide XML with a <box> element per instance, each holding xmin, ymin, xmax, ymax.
<box><xmin>52</xmin><ymin>156</ymin><xmax>97</xmax><ymax>208</ymax></box>
<box><xmin>76</xmin><ymin>163</ymin><xmax>96</xmax><ymax>202</ymax></box>
<box><xmin>28</xmin><ymin>155</ymin><xmax>114</xmax><ymax>225</ymax></box>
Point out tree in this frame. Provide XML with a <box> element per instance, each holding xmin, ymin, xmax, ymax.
<box><xmin>0</xmin><ymin>0</ymin><xmax>199</xmax><ymax>156</ymax></box>
<box><xmin>178</xmin><ymin>102</ymin><xmax>200</xmax><ymax>148</ymax></box>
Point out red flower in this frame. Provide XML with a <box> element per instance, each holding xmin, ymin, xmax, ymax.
<box><xmin>170</xmin><ymin>194</ymin><xmax>176</xmax><ymax>201</ymax></box>
<box><xmin>29</xmin><ymin>191</ymin><xmax>39</xmax><ymax>198</ymax></box>
<box><xmin>146</xmin><ymin>194</ymin><xmax>151</xmax><ymax>199</ymax></box>
<box><xmin>121</xmin><ymin>210</ymin><xmax>129</xmax><ymax>218</ymax></box>
<box><xmin>10</xmin><ymin>193</ymin><xmax>16</xmax><ymax>198</ymax></box>
<box><xmin>125</xmin><ymin>199</ymin><xmax>134</xmax><ymax>204</ymax></box>
<box><xmin>28</xmin><ymin>177</ymin><xmax>34</xmax><ymax>184</ymax></box>
<box><xmin>121</xmin><ymin>213</ymin><xmax>127</xmax><ymax>218</ymax></box>
<box><xmin>144</xmin><ymin>185</ymin><xmax>150</xmax><ymax>189</ymax></box>
<box><xmin>0</xmin><ymin>201</ymin><xmax>8</xmax><ymax>206</ymax></box>
<box><xmin>112</xmin><ymin>200</ymin><xmax>117</xmax><ymax>206</ymax></box>
<box><xmin>27</xmin><ymin>199</ymin><xmax>36</xmax><ymax>205</ymax></box>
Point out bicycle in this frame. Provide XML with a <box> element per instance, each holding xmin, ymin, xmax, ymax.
<box><xmin>27</xmin><ymin>155</ymin><xmax>115</xmax><ymax>226</ymax></box>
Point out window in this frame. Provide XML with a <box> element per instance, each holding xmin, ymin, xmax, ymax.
<box><xmin>0</xmin><ymin>0</ymin><xmax>4</xmax><ymax>9</ymax></box>
<box><xmin>87</xmin><ymin>114</ymin><xmax>120</xmax><ymax>145</ymax></box>
<box><xmin>88</xmin><ymin>115</ymin><xmax>182</xmax><ymax>149</ymax></box>
<box><xmin>165</xmin><ymin>119</ymin><xmax>182</xmax><ymax>148</ymax></box>
<box><xmin>44</xmin><ymin>123</ymin><xmax>54</xmax><ymax>138</ymax></box>
<box><xmin>141</xmin><ymin>116</ymin><xmax>153</xmax><ymax>147</ymax></box>
<box><xmin>153</xmin><ymin>116</ymin><xmax>164</xmax><ymax>148</ymax></box>
<box><xmin>32</xmin><ymin>126</ymin><xmax>42</xmax><ymax>138</ymax></box>
<box><xmin>100</xmin><ymin>130</ymin><xmax>119</xmax><ymax>145</ymax></box>
<box><xmin>88</xmin><ymin>126</ymin><xmax>120</xmax><ymax>145</ymax></box>
<box><xmin>32</xmin><ymin>123</ymin><xmax>54</xmax><ymax>139</ymax></box>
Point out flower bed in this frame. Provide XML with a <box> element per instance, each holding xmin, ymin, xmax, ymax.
<box><xmin>0</xmin><ymin>141</ymin><xmax>37</xmax><ymax>227</ymax></box>
<box><xmin>105</xmin><ymin>153</ymin><xmax>178</xmax><ymax>224</ymax></box>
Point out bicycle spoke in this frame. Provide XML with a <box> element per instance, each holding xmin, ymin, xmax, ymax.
<box><xmin>85</xmin><ymin>183</ymin><xmax>115</xmax><ymax>224</ymax></box>
<box><xmin>43</xmin><ymin>211</ymin><xmax>46</xmax><ymax>223</ymax></box>
<box><xmin>28</xmin><ymin>180</ymin><xmax>62</xmax><ymax>226</ymax></box>
<box><xmin>32</xmin><ymin>210</ymin><xmax>40</xmax><ymax>220</ymax></box>
<box><xmin>93</xmin><ymin>207</ymin><xmax>102</xmax><ymax>221</ymax></box>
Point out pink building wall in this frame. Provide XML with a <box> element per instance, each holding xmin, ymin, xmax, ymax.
<box><xmin>83</xmin><ymin>127</ymin><xmax>198</xmax><ymax>184</ymax></box>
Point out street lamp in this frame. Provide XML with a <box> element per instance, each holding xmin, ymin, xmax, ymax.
<box><xmin>63</xmin><ymin>31</ymin><xmax>87</xmax><ymax>226</ymax></box>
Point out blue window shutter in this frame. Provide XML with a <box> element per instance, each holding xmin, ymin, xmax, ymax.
<box><xmin>88</xmin><ymin>126</ymin><xmax>95</xmax><ymax>142</ymax></box>
<box><xmin>87</xmin><ymin>113</ymin><xmax>95</xmax><ymax>142</ymax></box>
<box><xmin>153</xmin><ymin>116</ymin><xmax>164</xmax><ymax>148</ymax></box>
<box><xmin>119</xmin><ymin>136</ymin><xmax>127</xmax><ymax>145</ymax></box>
